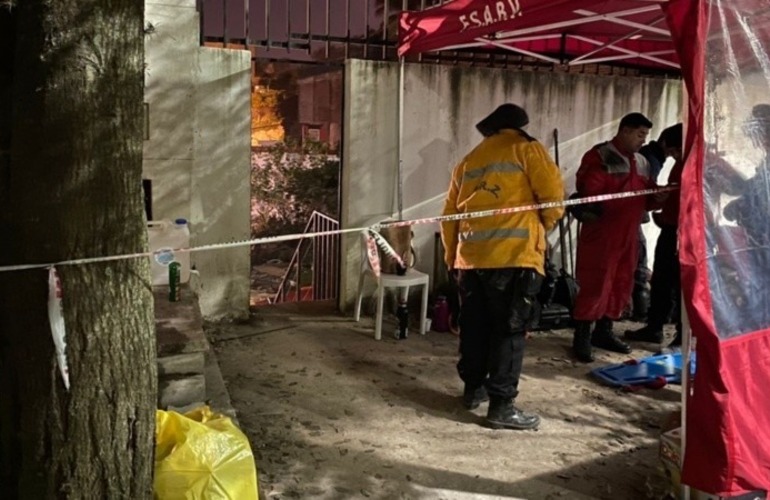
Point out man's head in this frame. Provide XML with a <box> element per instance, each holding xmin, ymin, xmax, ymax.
<box><xmin>658</xmin><ymin>123</ymin><xmax>683</xmax><ymax>161</ymax></box>
<box><xmin>615</xmin><ymin>112</ymin><xmax>653</xmax><ymax>154</ymax></box>
<box><xmin>744</xmin><ymin>104</ymin><xmax>770</xmax><ymax>150</ymax></box>
<box><xmin>476</xmin><ymin>104</ymin><xmax>529</xmax><ymax>137</ymax></box>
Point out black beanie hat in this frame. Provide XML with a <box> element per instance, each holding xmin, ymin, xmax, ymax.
<box><xmin>476</xmin><ymin>104</ymin><xmax>529</xmax><ymax>137</ymax></box>
<box><xmin>658</xmin><ymin>123</ymin><xmax>683</xmax><ymax>149</ymax></box>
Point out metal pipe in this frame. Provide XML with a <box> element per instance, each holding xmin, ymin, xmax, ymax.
<box><xmin>244</xmin><ymin>0</ymin><xmax>250</xmax><ymax>45</ymax></box>
<box><xmin>223</xmin><ymin>0</ymin><xmax>229</xmax><ymax>47</ymax></box>
<box><xmin>305</xmin><ymin>0</ymin><xmax>311</xmax><ymax>54</ymax></box>
<box><xmin>681</xmin><ymin>289</ymin><xmax>691</xmax><ymax>500</ymax></box>
<box><xmin>363</xmin><ymin>0</ymin><xmax>369</xmax><ymax>59</ymax></box>
<box><xmin>381</xmin><ymin>0</ymin><xmax>389</xmax><ymax>59</ymax></box>
<box><xmin>198</xmin><ymin>0</ymin><xmax>205</xmax><ymax>46</ymax></box>
<box><xmin>397</xmin><ymin>57</ymin><xmax>405</xmax><ymax>220</ymax></box>
<box><xmin>264</xmin><ymin>0</ymin><xmax>270</xmax><ymax>51</ymax></box>
<box><xmin>553</xmin><ymin>128</ymin><xmax>568</xmax><ymax>271</ymax></box>
<box><xmin>325</xmin><ymin>0</ymin><xmax>330</xmax><ymax>58</ymax></box>
<box><xmin>345</xmin><ymin>0</ymin><xmax>350</xmax><ymax>59</ymax></box>
<box><xmin>286</xmin><ymin>0</ymin><xmax>291</xmax><ymax>53</ymax></box>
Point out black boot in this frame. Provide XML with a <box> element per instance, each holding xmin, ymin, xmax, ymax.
<box><xmin>624</xmin><ymin>324</ymin><xmax>664</xmax><ymax>343</ymax></box>
<box><xmin>592</xmin><ymin>318</ymin><xmax>632</xmax><ymax>354</ymax></box>
<box><xmin>486</xmin><ymin>398</ymin><xmax>540</xmax><ymax>430</ymax></box>
<box><xmin>462</xmin><ymin>385</ymin><xmax>489</xmax><ymax>410</ymax></box>
<box><xmin>572</xmin><ymin>321</ymin><xmax>594</xmax><ymax>363</ymax></box>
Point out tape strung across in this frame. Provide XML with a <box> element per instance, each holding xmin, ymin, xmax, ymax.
<box><xmin>0</xmin><ymin>186</ymin><xmax>676</xmax><ymax>273</ymax></box>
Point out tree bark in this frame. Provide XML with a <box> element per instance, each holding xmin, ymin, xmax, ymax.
<box><xmin>0</xmin><ymin>1</ymin><xmax>156</xmax><ymax>498</ymax></box>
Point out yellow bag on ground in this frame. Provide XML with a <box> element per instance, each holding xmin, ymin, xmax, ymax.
<box><xmin>154</xmin><ymin>406</ymin><xmax>259</xmax><ymax>500</ymax></box>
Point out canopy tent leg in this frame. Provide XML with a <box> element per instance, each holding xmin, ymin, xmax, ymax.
<box><xmin>397</xmin><ymin>57</ymin><xmax>405</xmax><ymax>221</ymax></box>
<box><xmin>681</xmin><ymin>288</ymin><xmax>691</xmax><ymax>500</ymax></box>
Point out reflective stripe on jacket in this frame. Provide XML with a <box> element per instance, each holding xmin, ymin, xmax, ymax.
<box><xmin>441</xmin><ymin>129</ymin><xmax>565</xmax><ymax>275</ymax></box>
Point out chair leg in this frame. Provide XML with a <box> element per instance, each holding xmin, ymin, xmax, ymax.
<box><xmin>375</xmin><ymin>283</ymin><xmax>385</xmax><ymax>340</ymax></box>
<box><xmin>420</xmin><ymin>281</ymin><xmax>429</xmax><ymax>336</ymax></box>
<box><xmin>354</xmin><ymin>272</ymin><xmax>366</xmax><ymax>322</ymax></box>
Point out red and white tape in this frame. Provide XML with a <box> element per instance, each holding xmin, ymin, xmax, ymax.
<box><xmin>0</xmin><ymin>186</ymin><xmax>677</xmax><ymax>273</ymax></box>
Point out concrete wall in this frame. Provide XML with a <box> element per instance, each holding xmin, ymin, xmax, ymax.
<box><xmin>341</xmin><ymin>59</ymin><xmax>683</xmax><ymax>310</ymax></box>
<box><xmin>145</xmin><ymin>0</ymin><xmax>251</xmax><ymax>319</ymax></box>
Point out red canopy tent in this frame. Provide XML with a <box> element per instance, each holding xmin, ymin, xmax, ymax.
<box><xmin>399</xmin><ymin>0</ymin><xmax>678</xmax><ymax>70</ymax></box>
<box><xmin>399</xmin><ymin>0</ymin><xmax>770</xmax><ymax>497</ymax></box>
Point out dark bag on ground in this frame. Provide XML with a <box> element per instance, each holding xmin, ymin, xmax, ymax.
<box><xmin>532</xmin><ymin>258</ymin><xmax>579</xmax><ymax>331</ymax></box>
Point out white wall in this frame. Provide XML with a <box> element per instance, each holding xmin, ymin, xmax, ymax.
<box><xmin>145</xmin><ymin>0</ymin><xmax>251</xmax><ymax>319</ymax></box>
<box><xmin>341</xmin><ymin>59</ymin><xmax>683</xmax><ymax>310</ymax></box>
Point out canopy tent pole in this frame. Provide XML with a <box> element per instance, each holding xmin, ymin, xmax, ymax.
<box><xmin>681</xmin><ymin>288</ymin><xmax>691</xmax><ymax>500</ymax></box>
<box><xmin>680</xmin><ymin>93</ymin><xmax>691</xmax><ymax>500</ymax></box>
<box><xmin>397</xmin><ymin>56</ymin><xmax>405</xmax><ymax>220</ymax></box>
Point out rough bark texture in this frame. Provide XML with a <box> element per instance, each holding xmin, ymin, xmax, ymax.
<box><xmin>0</xmin><ymin>1</ymin><xmax>156</xmax><ymax>498</ymax></box>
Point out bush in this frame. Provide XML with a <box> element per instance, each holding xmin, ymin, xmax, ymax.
<box><xmin>250</xmin><ymin>140</ymin><xmax>339</xmax><ymax>263</ymax></box>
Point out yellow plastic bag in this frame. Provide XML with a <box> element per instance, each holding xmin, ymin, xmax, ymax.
<box><xmin>154</xmin><ymin>406</ymin><xmax>259</xmax><ymax>500</ymax></box>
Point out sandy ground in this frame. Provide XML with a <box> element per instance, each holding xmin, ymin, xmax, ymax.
<box><xmin>206</xmin><ymin>302</ymin><xmax>681</xmax><ymax>500</ymax></box>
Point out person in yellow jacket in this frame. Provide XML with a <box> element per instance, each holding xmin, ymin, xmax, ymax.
<box><xmin>441</xmin><ymin>103</ymin><xmax>564</xmax><ymax>430</ymax></box>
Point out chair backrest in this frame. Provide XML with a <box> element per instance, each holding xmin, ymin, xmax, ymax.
<box><xmin>360</xmin><ymin>231</ymin><xmax>380</xmax><ymax>275</ymax></box>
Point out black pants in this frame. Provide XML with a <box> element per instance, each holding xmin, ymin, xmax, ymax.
<box><xmin>635</xmin><ymin>225</ymin><xmax>650</xmax><ymax>287</ymax></box>
<box><xmin>456</xmin><ymin>268</ymin><xmax>543</xmax><ymax>401</ymax></box>
<box><xmin>648</xmin><ymin>226</ymin><xmax>681</xmax><ymax>330</ymax></box>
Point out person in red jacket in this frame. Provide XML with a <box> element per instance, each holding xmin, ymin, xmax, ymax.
<box><xmin>571</xmin><ymin>113</ymin><xmax>668</xmax><ymax>363</ymax></box>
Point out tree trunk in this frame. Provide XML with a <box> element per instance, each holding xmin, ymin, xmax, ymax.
<box><xmin>0</xmin><ymin>1</ymin><xmax>156</xmax><ymax>498</ymax></box>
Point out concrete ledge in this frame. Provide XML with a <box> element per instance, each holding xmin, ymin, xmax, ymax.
<box><xmin>158</xmin><ymin>352</ymin><xmax>205</xmax><ymax>377</ymax></box>
<box><xmin>159</xmin><ymin>374</ymin><xmax>206</xmax><ymax>408</ymax></box>
<box><xmin>154</xmin><ymin>284</ymin><xmax>209</xmax><ymax>409</ymax></box>
<box><xmin>205</xmin><ymin>348</ymin><xmax>238</xmax><ymax>423</ymax></box>
<box><xmin>154</xmin><ymin>285</ymin><xmax>209</xmax><ymax>356</ymax></box>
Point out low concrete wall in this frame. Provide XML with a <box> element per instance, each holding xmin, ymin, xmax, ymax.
<box><xmin>341</xmin><ymin>59</ymin><xmax>683</xmax><ymax>311</ymax></box>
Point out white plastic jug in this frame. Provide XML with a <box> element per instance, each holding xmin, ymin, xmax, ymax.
<box><xmin>147</xmin><ymin>219</ymin><xmax>191</xmax><ymax>285</ymax></box>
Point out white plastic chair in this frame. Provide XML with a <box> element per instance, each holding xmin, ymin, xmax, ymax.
<box><xmin>354</xmin><ymin>233</ymin><xmax>429</xmax><ymax>340</ymax></box>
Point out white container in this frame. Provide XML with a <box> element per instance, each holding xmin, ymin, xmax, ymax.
<box><xmin>147</xmin><ymin>219</ymin><xmax>191</xmax><ymax>285</ymax></box>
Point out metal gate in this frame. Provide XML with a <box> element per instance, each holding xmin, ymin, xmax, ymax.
<box><xmin>273</xmin><ymin>211</ymin><xmax>340</xmax><ymax>303</ymax></box>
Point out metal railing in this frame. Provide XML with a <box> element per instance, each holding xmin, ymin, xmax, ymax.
<box><xmin>196</xmin><ymin>0</ymin><xmax>674</xmax><ymax>75</ymax></box>
<box><xmin>273</xmin><ymin>211</ymin><xmax>340</xmax><ymax>303</ymax></box>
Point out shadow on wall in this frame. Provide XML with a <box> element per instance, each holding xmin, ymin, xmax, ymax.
<box><xmin>190</xmin><ymin>52</ymin><xmax>252</xmax><ymax>321</ymax></box>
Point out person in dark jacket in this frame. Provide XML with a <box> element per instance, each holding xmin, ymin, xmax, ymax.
<box><xmin>630</xmin><ymin>124</ymin><xmax>684</xmax><ymax>321</ymax></box>
<box><xmin>626</xmin><ymin>124</ymin><xmax>684</xmax><ymax>346</ymax></box>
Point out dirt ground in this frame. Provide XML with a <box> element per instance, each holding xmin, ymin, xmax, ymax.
<box><xmin>206</xmin><ymin>302</ymin><xmax>681</xmax><ymax>500</ymax></box>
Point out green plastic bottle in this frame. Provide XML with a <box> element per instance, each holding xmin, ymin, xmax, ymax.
<box><xmin>169</xmin><ymin>262</ymin><xmax>181</xmax><ymax>302</ymax></box>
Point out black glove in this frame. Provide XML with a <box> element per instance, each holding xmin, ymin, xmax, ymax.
<box><xmin>567</xmin><ymin>192</ymin><xmax>602</xmax><ymax>223</ymax></box>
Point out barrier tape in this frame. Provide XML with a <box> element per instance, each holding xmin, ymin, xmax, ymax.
<box><xmin>0</xmin><ymin>185</ymin><xmax>676</xmax><ymax>273</ymax></box>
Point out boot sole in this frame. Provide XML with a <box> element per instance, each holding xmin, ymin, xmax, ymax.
<box><xmin>591</xmin><ymin>342</ymin><xmax>632</xmax><ymax>354</ymax></box>
<box><xmin>486</xmin><ymin>419</ymin><xmax>540</xmax><ymax>430</ymax></box>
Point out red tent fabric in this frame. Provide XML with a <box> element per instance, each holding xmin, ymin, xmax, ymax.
<box><xmin>399</xmin><ymin>0</ymin><xmax>770</xmax><ymax>496</ymax></box>
<box><xmin>398</xmin><ymin>0</ymin><xmax>678</xmax><ymax>70</ymax></box>
<box><xmin>667</xmin><ymin>0</ymin><xmax>770</xmax><ymax>495</ymax></box>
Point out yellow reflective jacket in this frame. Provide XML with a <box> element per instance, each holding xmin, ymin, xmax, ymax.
<box><xmin>441</xmin><ymin>129</ymin><xmax>565</xmax><ymax>275</ymax></box>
